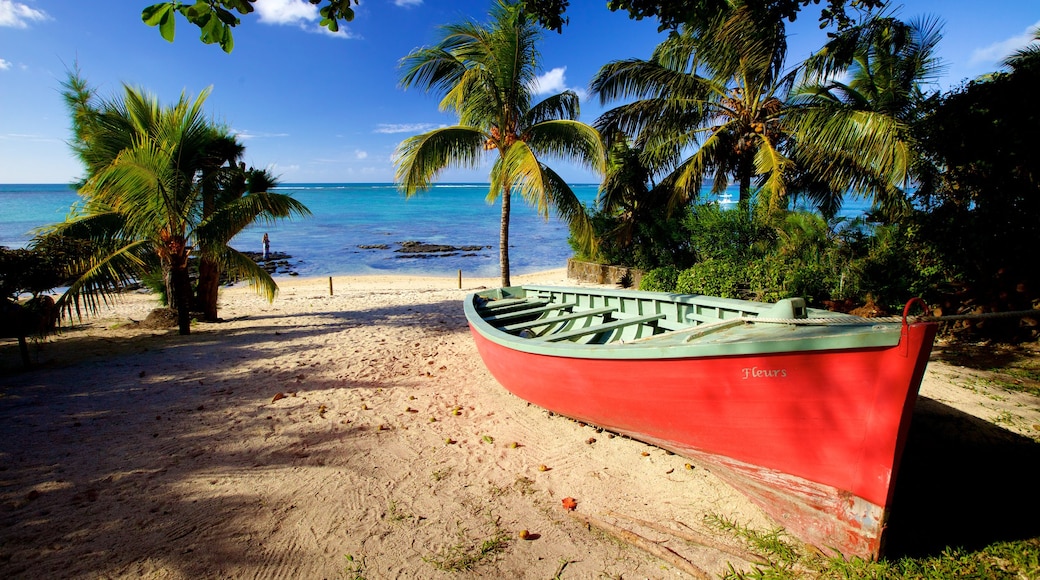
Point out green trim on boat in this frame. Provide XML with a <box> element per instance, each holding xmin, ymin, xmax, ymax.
<box><xmin>465</xmin><ymin>286</ymin><xmax>904</xmax><ymax>360</ymax></box>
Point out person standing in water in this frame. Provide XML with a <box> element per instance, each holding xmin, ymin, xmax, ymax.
<box><xmin>262</xmin><ymin>233</ymin><xmax>270</xmax><ymax>261</ymax></box>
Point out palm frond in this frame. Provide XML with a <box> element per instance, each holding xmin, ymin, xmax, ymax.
<box><xmin>524</xmin><ymin>91</ymin><xmax>580</xmax><ymax>126</ymax></box>
<box><xmin>55</xmin><ymin>238</ymin><xmax>154</xmax><ymax>321</ymax></box>
<box><xmin>752</xmin><ymin>137</ymin><xmax>792</xmax><ymax>210</ymax></box>
<box><xmin>394</xmin><ymin>127</ymin><xmax>487</xmax><ymax>195</ymax></box>
<box><xmin>195</xmin><ymin>191</ymin><xmax>311</xmax><ymax>254</ymax></box>
<box><xmin>218</xmin><ymin>246</ymin><xmax>279</xmax><ymax>302</ymax></box>
<box><xmin>524</xmin><ymin>119</ymin><xmax>605</xmax><ymax>175</ymax></box>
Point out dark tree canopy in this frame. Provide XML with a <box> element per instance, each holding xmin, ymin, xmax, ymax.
<box><xmin>144</xmin><ymin>0</ymin><xmax>884</xmax><ymax>51</ymax></box>
<box><xmin>531</xmin><ymin>0</ymin><xmax>888</xmax><ymax>32</ymax></box>
<box><xmin>143</xmin><ymin>0</ymin><xmax>359</xmax><ymax>52</ymax></box>
<box><xmin>909</xmin><ymin>55</ymin><xmax>1040</xmax><ymax>312</ymax></box>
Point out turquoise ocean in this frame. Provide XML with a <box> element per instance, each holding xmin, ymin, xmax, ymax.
<box><xmin>0</xmin><ymin>183</ymin><xmax>866</xmax><ymax>279</ymax></box>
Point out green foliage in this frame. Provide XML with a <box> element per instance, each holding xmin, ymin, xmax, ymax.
<box><xmin>0</xmin><ymin>237</ymin><xmax>91</xmax><ymax>299</ymax></box>
<box><xmin>631</xmin><ymin>202</ymin><xmax>936</xmax><ymax>308</ymax></box>
<box><xmin>142</xmin><ymin>1</ymin><xmax>357</xmax><ymax>52</ymax></box>
<box><xmin>573</xmin><ymin>204</ymin><xmax>696</xmax><ymax>271</ymax></box>
<box><xmin>396</xmin><ymin>0</ymin><xmax>603</xmax><ymax>287</ymax></box>
<box><xmin>711</xmin><ymin>510</ymin><xmax>1040</xmax><ymax>580</ymax></box>
<box><xmin>676</xmin><ymin>259</ymin><xmax>745</xmax><ymax>298</ymax></box>
<box><xmin>51</xmin><ymin>70</ymin><xmax>309</xmax><ymax>333</ymax></box>
<box><xmin>911</xmin><ymin>53</ymin><xmax>1040</xmax><ymax>313</ymax></box>
<box><xmin>423</xmin><ymin>515</ymin><xmax>511</xmax><ymax>572</ymax></box>
<box><xmin>638</xmin><ymin>266</ymin><xmax>678</xmax><ymax>292</ymax></box>
<box><xmin>685</xmin><ymin>201</ymin><xmax>773</xmax><ymax>263</ymax></box>
<box><xmin>527</xmin><ymin>0</ymin><xmax>888</xmax><ymax>33</ymax></box>
<box><xmin>591</xmin><ymin>6</ymin><xmax>795</xmax><ymax>208</ymax></box>
<box><xmin>342</xmin><ymin>553</ymin><xmax>366</xmax><ymax>580</ymax></box>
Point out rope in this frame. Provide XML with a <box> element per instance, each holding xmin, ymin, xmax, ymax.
<box><xmin>746</xmin><ymin>309</ymin><xmax>1040</xmax><ymax>326</ymax></box>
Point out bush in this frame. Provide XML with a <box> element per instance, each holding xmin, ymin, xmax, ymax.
<box><xmin>675</xmin><ymin>260</ymin><xmax>745</xmax><ymax>298</ymax></box>
<box><xmin>570</xmin><ymin>205</ymin><xmax>696</xmax><ymax>271</ymax></box>
<box><xmin>639</xmin><ymin>266</ymin><xmax>679</xmax><ymax>292</ymax></box>
<box><xmin>0</xmin><ymin>238</ymin><xmax>86</xmax><ymax>299</ymax></box>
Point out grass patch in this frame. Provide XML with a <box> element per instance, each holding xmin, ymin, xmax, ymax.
<box><xmin>341</xmin><ymin>554</ymin><xmax>366</xmax><ymax>580</ymax></box>
<box><xmin>385</xmin><ymin>499</ymin><xmax>412</xmax><ymax>523</ymax></box>
<box><xmin>486</xmin><ymin>475</ymin><xmax>538</xmax><ymax>499</ymax></box>
<box><xmin>993</xmin><ymin>410</ymin><xmax>1018</xmax><ymax>427</ymax></box>
<box><xmin>424</xmin><ymin>514</ymin><xmax>511</xmax><ymax>572</ymax></box>
<box><xmin>431</xmin><ymin>467</ymin><xmax>452</xmax><ymax>481</ymax></box>
<box><xmin>708</xmin><ymin>515</ymin><xmax>1040</xmax><ymax>579</ymax></box>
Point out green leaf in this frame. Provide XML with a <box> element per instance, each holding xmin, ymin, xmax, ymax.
<box><xmin>226</xmin><ymin>0</ymin><xmax>254</xmax><ymax>14</ymax></box>
<box><xmin>183</xmin><ymin>2</ymin><xmax>211</xmax><ymax>26</ymax></box>
<box><xmin>199</xmin><ymin>17</ymin><xmax>223</xmax><ymax>45</ymax></box>
<box><xmin>158</xmin><ymin>11</ymin><xmax>176</xmax><ymax>42</ymax></box>
<box><xmin>320</xmin><ymin>18</ymin><xmax>339</xmax><ymax>33</ymax></box>
<box><xmin>142</xmin><ymin>3</ymin><xmax>173</xmax><ymax>26</ymax></box>
<box><xmin>214</xmin><ymin>6</ymin><xmax>241</xmax><ymax>26</ymax></box>
<box><xmin>220</xmin><ymin>29</ymin><xmax>235</xmax><ymax>53</ymax></box>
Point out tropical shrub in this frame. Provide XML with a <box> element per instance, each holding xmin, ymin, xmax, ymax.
<box><xmin>638</xmin><ymin>266</ymin><xmax>679</xmax><ymax>292</ymax></box>
<box><xmin>572</xmin><ymin>204</ymin><xmax>696</xmax><ymax>272</ymax></box>
<box><xmin>0</xmin><ymin>238</ymin><xmax>90</xmax><ymax>299</ymax></box>
<box><xmin>675</xmin><ymin>259</ymin><xmax>746</xmax><ymax>298</ymax></box>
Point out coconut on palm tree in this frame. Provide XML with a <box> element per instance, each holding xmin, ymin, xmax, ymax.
<box><xmin>394</xmin><ymin>0</ymin><xmax>605</xmax><ymax>287</ymax></box>
<box><xmin>47</xmin><ymin>72</ymin><xmax>310</xmax><ymax>334</ymax></box>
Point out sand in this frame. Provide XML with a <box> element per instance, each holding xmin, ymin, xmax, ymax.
<box><xmin>2</xmin><ymin>270</ymin><xmax>1038</xmax><ymax>579</ymax></box>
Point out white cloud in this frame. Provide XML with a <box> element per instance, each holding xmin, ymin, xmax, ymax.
<box><xmin>0</xmin><ymin>132</ymin><xmax>59</xmax><ymax>142</ymax></box>
<box><xmin>0</xmin><ymin>0</ymin><xmax>48</xmax><ymax>28</ymax></box>
<box><xmin>529</xmin><ymin>66</ymin><xmax>589</xmax><ymax>101</ymax></box>
<box><xmin>970</xmin><ymin>21</ymin><xmax>1040</xmax><ymax>66</ymax></box>
<box><xmin>253</xmin><ymin>0</ymin><xmax>318</xmax><ymax>25</ymax></box>
<box><xmin>394</xmin><ymin>0</ymin><xmax>423</xmax><ymax>6</ymax></box>
<box><xmin>355</xmin><ymin>149</ymin><xmax>368</xmax><ymax>159</ymax></box>
<box><xmin>531</xmin><ymin>67</ymin><xmax>568</xmax><ymax>94</ymax></box>
<box><xmin>375</xmin><ymin>122</ymin><xmax>438</xmax><ymax>134</ymax></box>
<box><xmin>0</xmin><ymin>58</ymin><xmax>10</xmax><ymax>70</ymax></box>
<box><xmin>253</xmin><ymin>0</ymin><xmax>356</xmax><ymax>38</ymax></box>
<box><xmin>232</xmin><ymin>129</ymin><xmax>290</xmax><ymax>141</ymax></box>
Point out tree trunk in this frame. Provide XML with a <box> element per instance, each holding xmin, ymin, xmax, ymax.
<box><xmin>738</xmin><ymin>154</ymin><xmax>753</xmax><ymax>203</ymax></box>
<box><xmin>194</xmin><ymin>257</ymin><xmax>220</xmax><ymax>321</ymax></box>
<box><xmin>170</xmin><ymin>258</ymin><xmax>193</xmax><ymax>335</ymax></box>
<box><xmin>499</xmin><ymin>184</ymin><xmax>512</xmax><ymax>288</ymax></box>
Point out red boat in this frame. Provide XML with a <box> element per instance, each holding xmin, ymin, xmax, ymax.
<box><xmin>464</xmin><ymin>285</ymin><xmax>938</xmax><ymax>559</ymax></box>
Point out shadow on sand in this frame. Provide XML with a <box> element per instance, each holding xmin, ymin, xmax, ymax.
<box><xmin>884</xmin><ymin>396</ymin><xmax>1040</xmax><ymax>558</ymax></box>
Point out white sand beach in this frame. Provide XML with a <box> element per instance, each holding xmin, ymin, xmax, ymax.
<box><xmin>2</xmin><ymin>271</ymin><xmax>1038</xmax><ymax>579</ymax></box>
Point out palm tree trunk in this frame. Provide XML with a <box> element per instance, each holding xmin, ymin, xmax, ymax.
<box><xmin>499</xmin><ymin>184</ymin><xmax>512</xmax><ymax>288</ymax></box>
<box><xmin>194</xmin><ymin>258</ymin><xmax>220</xmax><ymax>321</ymax></box>
<box><xmin>169</xmin><ymin>249</ymin><xmax>193</xmax><ymax>335</ymax></box>
<box><xmin>171</xmin><ymin>265</ymin><xmax>192</xmax><ymax>335</ymax></box>
<box><xmin>739</xmin><ymin>154</ymin><xmax>753</xmax><ymax>203</ymax></box>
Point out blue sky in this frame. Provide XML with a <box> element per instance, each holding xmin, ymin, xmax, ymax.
<box><xmin>1</xmin><ymin>0</ymin><xmax>1037</xmax><ymax>184</ymax></box>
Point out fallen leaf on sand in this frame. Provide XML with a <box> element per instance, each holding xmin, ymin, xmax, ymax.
<box><xmin>561</xmin><ymin>497</ymin><xmax>577</xmax><ymax>511</ymax></box>
<box><xmin>272</xmin><ymin>392</ymin><xmax>285</xmax><ymax>403</ymax></box>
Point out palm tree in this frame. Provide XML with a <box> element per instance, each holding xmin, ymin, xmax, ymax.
<box><xmin>50</xmin><ymin>73</ymin><xmax>309</xmax><ymax>334</ymax></box>
<box><xmin>395</xmin><ymin>0</ymin><xmax>605</xmax><ymax>287</ymax></box>
<box><xmin>787</xmin><ymin>14</ymin><xmax>945</xmax><ymax>218</ymax></box>
<box><xmin>1003</xmin><ymin>27</ymin><xmax>1040</xmax><ymax>72</ymax></box>
<box><xmin>595</xmin><ymin>135</ymin><xmax>668</xmax><ymax>247</ymax></box>
<box><xmin>190</xmin><ymin>132</ymin><xmax>304</xmax><ymax>322</ymax></box>
<box><xmin>590</xmin><ymin>3</ymin><xmax>794</xmax><ymax>209</ymax></box>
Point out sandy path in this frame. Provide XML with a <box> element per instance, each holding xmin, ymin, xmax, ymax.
<box><xmin>2</xmin><ymin>271</ymin><xmax>1038</xmax><ymax>578</ymax></box>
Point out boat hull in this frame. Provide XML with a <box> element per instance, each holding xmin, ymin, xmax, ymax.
<box><xmin>466</xmin><ymin>287</ymin><xmax>937</xmax><ymax>559</ymax></box>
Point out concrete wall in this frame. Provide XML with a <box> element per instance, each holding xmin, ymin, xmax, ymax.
<box><xmin>566</xmin><ymin>259</ymin><xmax>643</xmax><ymax>288</ymax></box>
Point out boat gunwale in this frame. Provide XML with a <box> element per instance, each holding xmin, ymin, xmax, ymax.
<box><xmin>466</xmin><ymin>285</ymin><xmax>911</xmax><ymax>360</ymax></box>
